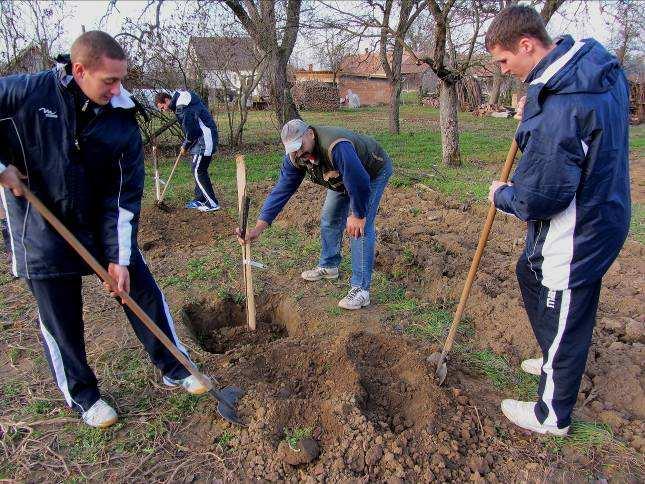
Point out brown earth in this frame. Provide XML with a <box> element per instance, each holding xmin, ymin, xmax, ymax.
<box><xmin>0</xmin><ymin>159</ymin><xmax>643</xmax><ymax>481</ymax></box>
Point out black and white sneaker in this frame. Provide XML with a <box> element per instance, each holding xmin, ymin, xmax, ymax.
<box><xmin>338</xmin><ymin>287</ymin><xmax>370</xmax><ymax>310</ymax></box>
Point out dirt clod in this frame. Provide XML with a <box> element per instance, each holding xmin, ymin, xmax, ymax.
<box><xmin>278</xmin><ymin>438</ymin><xmax>320</xmax><ymax>465</ymax></box>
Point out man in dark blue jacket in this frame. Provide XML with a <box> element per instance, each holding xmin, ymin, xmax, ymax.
<box><xmin>0</xmin><ymin>31</ymin><xmax>208</xmax><ymax>428</ymax></box>
<box><xmin>155</xmin><ymin>90</ymin><xmax>220</xmax><ymax>212</ymax></box>
<box><xmin>486</xmin><ymin>6</ymin><xmax>630</xmax><ymax>435</ymax></box>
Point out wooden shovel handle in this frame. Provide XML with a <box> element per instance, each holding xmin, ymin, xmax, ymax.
<box><xmin>158</xmin><ymin>152</ymin><xmax>183</xmax><ymax>203</ymax></box>
<box><xmin>21</xmin><ymin>184</ymin><xmax>214</xmax><ymax>391</ymax></box>
<box><xmin>152</xmin><ymin>145</ymin><xmax>161</xmax><ymax>202</ymax></box>
<box><xmin>440</xmin><ymin>139</ymin><xmax>519</xmax><ymax>358</ymax></box>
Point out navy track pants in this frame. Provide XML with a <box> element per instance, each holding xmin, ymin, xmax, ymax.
<box><xmin>516</xmin><ymin>253</ymin><xmax>601</xmax><ymax>429</ymax></box>
<box><xmin>25</xmin><ymin>250</ymin><xmax>191</xmax><ymax>413</ymax></box>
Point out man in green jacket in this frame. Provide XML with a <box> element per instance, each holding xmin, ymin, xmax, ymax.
<box><xmin>237</xmin><ymin>119</ymin><xmax>393</xmax><ymax>310</ymax></box>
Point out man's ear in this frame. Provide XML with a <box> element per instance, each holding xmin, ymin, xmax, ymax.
<box><xmin>71</xmin><ymin>62</ymin><xmax>86</xmax><ymax>79</ymax></box>
<box><xmin>517</xmin><ymin>37</ymin><xmax>533</xmax><ymax>54</ymax></box>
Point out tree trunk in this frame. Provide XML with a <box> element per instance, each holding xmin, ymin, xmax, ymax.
<box><xmin>439</xmin><ymin>79</ymin><xmax>460</xmax><ymax>166</ymax></box>
<box><xmin>388</xmin><ymin>80</ymin><xmax>402</xmax><ymax>134</ymax></box>
<box><xmin>489</xmin><ymin>64</ymin><xmax>502</xmax><ymax>105</ymax></box>
<box><xmin>270</xmin><ymin>51</ymin><xmax>300</xmax><ymax>126</ymax></box>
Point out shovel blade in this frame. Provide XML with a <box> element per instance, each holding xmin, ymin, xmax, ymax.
<box><xmin>428</xmin><ymin>352</ymin><xmax>448</xmax><ymax>385</ymax></box>
<box><xmin>435</xmin><ymin>362</ymin><xmax>448</xmax><ymax>385</ymax></box>
<box><xmin>211</xmin><ymin>386</ymin><xmax>245</xmax><ymax>426</ymax></box>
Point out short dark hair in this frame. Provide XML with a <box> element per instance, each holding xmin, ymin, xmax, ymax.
<box><xmin>70</xmin><ymin>31</ymin><xmax>126</xmax><ymax>69</ymax></box>
<box><xmin>155</xmin><ymin>92</ymin><xmax>172</xmax><ymax>105</ymax></box>
<box><xmin>485</xmin><ymin>5</ymin><xmax>552</xmax><ymax>52</ymax></box>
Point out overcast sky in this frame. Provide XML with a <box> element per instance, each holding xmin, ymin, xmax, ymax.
<box><xmin>58</xmin><ymin>0</ymin><xmax>612</xmax><ymax>68</ymax></box>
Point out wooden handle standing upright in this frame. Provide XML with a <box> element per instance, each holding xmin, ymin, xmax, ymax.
<box><xmin>235</xmin><ymin>155</ymin><xmax>257</xmax><ymax>330</ymax></box>
<box><xmin>21</xmin><ymin>184</ymin><xmax>214</xmax><ymax>391</ymax></box>
<box><xmin>152</xmin><ymin>145</ymin><xmax>161</xmax><ymax>202</ymax></box>
<box><xmin>439</xmin><ymin>139</ymin><xmax>519</xmax><ymax>359</ymax></box>
<box><xmin>158</xmin><ymin>152</ymin><xmax>183</xmax><ymax>203</ymax></box>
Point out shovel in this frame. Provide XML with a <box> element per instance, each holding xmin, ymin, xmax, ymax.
<box><xmin>20</xmin><ymin>182</ymin><xmax>245</xmax><ymax>425</ymax></box>
<box><xmin>430</xmin><ymin>138</ymin><xmax>519</xmax><ymax>385</ymax></box>
<box><xmin>156</xmin><ymin>151</ymin><xmax>183</xmax><ymax>210</ymax></box>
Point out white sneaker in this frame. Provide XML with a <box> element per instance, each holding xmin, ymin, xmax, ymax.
<box><xmin>521</xmin><ymin>357</ymin><xmax>543</xmax><ymax>376</ymax></box>
<box><xmin>82</xmin><ymin>399</ymin><xmax>118</xmax><ymax>428</ymax></box>
<box><xmin>163</xmin><ymin>374</ymin><xmax>209</xmax><ymax>395</ymax></box>
<box><xmin>301</xmin><ymin>266</ymin><xmax>339</xmax><ymax>281</ymax></box>
<box><xmin>197</xmin><ymin>202</ymin><xmax>220</xmax><ymax>212</ymax></box>
<box><xmin>338</xmin><ymin>287</ymin><xmax>370</xmax><ymax>310</ymax></box>
<box><xmin>501</xmin><ymin>399</ymin><xmax>569</xmax><ymax>436</ymax></box>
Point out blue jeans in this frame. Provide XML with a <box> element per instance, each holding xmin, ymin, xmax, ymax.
<box><xmin>318</xmin><ymin>159</ymin><xmax>393</xmax><ymax>290</ymax></box>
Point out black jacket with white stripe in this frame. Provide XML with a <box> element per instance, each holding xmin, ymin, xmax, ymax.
<box><xmin>0</xmin><ymin>61</ymin><xmax>144</xmax><ymax>279</ymax></box>
<box><xmin>169</xmin><ymin>90</ymin><xmax>218</xmax><ymax>156</ymax></box>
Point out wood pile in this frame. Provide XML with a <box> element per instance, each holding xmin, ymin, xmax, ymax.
<box><xmin>471</xmin><ymin>103</ymin><xmax>511</xmax><ymax>117</ymax></box>
<box><xmin>421</xmin><ymin>95</ymin><xmax>439</xmax><ymax>108</ymax></box>
<box><xmin>292</xmin><ymin>81</ymin><xmax>340</xmax><ymax>111</ymax></box>
<box><xmin>457</xmin><ymin>76</ymin><xmax>483</xmax><ymax>111</ymax></box>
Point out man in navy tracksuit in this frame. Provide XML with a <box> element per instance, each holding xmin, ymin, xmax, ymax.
<box><xmin>0</xmin><ymin>32</ymin><xmax>208</xmax><ymax>428</ymax></box>
<box><xmin>155</xmin><ymin>91</ymin><xmax>220</xmax><ymax>212</ymax></box>
<box><xmin>486</xmin><ymin>6</ymin><xmax>630</xmax><ymax>435</ymax></box>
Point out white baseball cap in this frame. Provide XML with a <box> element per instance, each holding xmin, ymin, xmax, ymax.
<box><xmin>281</xmin><ymin>119</ymin><xmax>309</xmax><ymax>154</ymax></box>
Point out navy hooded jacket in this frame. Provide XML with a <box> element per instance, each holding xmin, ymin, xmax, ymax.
<box><xmin>0</xmin><ymin>61</ymin><xmax>144</xmax><ymax>279</ymax></box>
<box><xmin>494</xmin><ymin>36</ymin><xmax>631</xmax><ymax>289</ymax></box>
<box><xmin>169</xmin><ymin>90</ymin><xmax>218</xmax><ymax>156</ymax></box>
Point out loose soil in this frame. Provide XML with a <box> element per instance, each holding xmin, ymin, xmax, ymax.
<box><xmin>0</xmin><ymin>158</ymin><xmax>642</xmax><ymax>481</ymax></box>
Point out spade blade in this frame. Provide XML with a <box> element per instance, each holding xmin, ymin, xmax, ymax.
<box><xmin>210</xmin><ymin>386</ymin><xmax>245</xmax><ymax>426</ymax></box>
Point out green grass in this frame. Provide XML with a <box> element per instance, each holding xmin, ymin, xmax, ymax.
<box><xmin>217</xmin><ymin>430</ymin><xmax>234</xmax><ymax>450</ymax></box>
<box><xmin>147</xmin><ymin>106</ymin><xmax>644</xmax><ymax>209</ymax></box>
<box><xmin>630</xmin><ymin>124</ymin><xmax>645</xmax><ymax>158</ymax></box>
<box><xmin>163</xmin><ymin>393</ymin><xmax>201</xmax><ymax>423</ymax></box>
<box><xmin>463</xmin><ymin>349</ymin><xmax>539</xmax><ymax>400</ymax></box>
<box><xmin>22</xmin><ymin>399</ymin><xmax>54</xmax><ymax>417</ymax></box>
<box><xmin>67</xmin><ymin>425</ymin><xmax>112</xmax><ymax>463</ymax></box>
<box><xmin>630</xmin><ymin>202</ymin><xmax>644</xmax><ymax>244</ymax></box>
<box><xmin>551</xmin><ymin>420</ymin><xmax>613</xmax><ymax>451</ymax></box>
<box><xmin>283</xmin><ymin>426</ymin><xmax>312</xmax><ymax>450</ymax></box>
<box><xmin>405</xmin><ymin>307</ymin><xmax>453</xmax><ymax>342</ymax></box>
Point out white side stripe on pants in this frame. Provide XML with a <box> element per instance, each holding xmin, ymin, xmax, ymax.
<box><xmin>542</xmin><ymin>289</ymin><xmax>571</xmax><ymax>426</ymax></box>
<box><xmin>38</xmin><ymin>312</ymin><xmax>83</xmax><ymax>411</ymax></box>
<box><xmin>193</xmin><ymin>155</ymin><xmax>217</xmax><ymax>207</ymax></box>
<box><xmin>0</xmin><ymin>188</ymin><xmax>18</xmax><ymax>276</ymax></box>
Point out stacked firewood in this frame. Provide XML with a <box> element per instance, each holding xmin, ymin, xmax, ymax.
<box><xmin>292</xmin><ymin>81</ymin><xmax>340</xmax><ymax>111</ymax></box>
<box><xmin>421</xmin><ymin>95</ymin><xmax>439</xmax><ymax>108</ymax></box>
<box><xmin>471</xmin><ymin>103</ymin><xmax>509</xmax><ymax>117</ymax></box>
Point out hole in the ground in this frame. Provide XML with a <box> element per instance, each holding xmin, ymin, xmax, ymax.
<box><xmin>345</xmin><ymin>332</ymin><xmax>439</xmax><ymax>432</ymax></box>
<box><xmin>181</xmin><ymin>294</ymin><xmax>301</xmax><ymax>354</ymax></box>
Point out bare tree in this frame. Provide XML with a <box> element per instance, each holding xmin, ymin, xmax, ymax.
<box><xmin>0</xmin><ymin>1</ymin><xmax>26</xmax><ymax>68</ymax></box>
<box><xmin>203</xmin><ymin>38</ymin><xmax>269</xmax><ymax>146</ymax></box>
<box><xmin>487</xmin><ymin>0</ymin><xmax>568</xmax><ymax>105</ymax></box>
<box><xmin>425</xmin><ymin>0</ymin><xmax>461</xmax><ymax>166</ymax></box>
<box><xmin>24</xmin><ymin>0</ymin><xmax>67</xmax><ymax>70</ymax></box>
<box><xmin>223</xmin><ymin>0</ymin><xmax>303</xmax><ymax>126</ymax></box>
<box><xmin>0</xmin><ymin>0</ymin><xmax>70</xmax><ymax>74</ymax></box>
<box><xmin>312</xmin><ymin>29</ymin><xmax>358</xmax><ymax>84</ymax></box>
<box><xmin>600</xmin><ymin>0</ymin><xmax>644</xmax><ymax>71</ymax></box>
<box><xmin>318</xmin><ymin>1</ymin><xmax>428</xmax><ymax>134</ymax></box>
<box><xmin>379</xmin><ymin>0</ymin><xmax>428</xmax><ymax>133</ymax></box>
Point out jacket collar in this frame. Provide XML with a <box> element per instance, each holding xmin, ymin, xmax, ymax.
<box><xmin>55</xmin><ymin>55</ymin><xmax>135</xmax><ymax>110</ymax></box>
<box><xmin>521</xmin><ymin>35</ymin><xmax>589</xmax><ymax>122</ymax></box>
<box><xmin>169</xmin><ymin>91</ymin><xmax>180</xmax><ymax>112</ymax></box>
